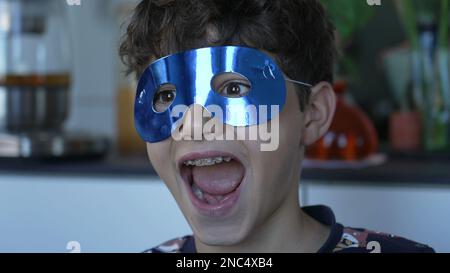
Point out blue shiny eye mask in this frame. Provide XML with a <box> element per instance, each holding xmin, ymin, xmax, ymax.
<box><xmin>135</xmin><ymin>46</ymin><xmax>308</xmax><ymax>143</ymax></box>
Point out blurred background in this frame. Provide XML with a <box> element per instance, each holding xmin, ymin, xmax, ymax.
<box><xmin>0</xmin><ymin>0</ymin><xmax>449</xmax><ymax>253</ymax></box>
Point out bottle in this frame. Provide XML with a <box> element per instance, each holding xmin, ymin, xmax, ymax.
<box><xmin>114</xmin><ymin>2</ymin><xmax>146</xmax><ymax>156</ymax></box>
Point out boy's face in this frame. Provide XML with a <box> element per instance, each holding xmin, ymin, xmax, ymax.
<box><xmin>149</xmin><ymin>84</ymin><xmax>304</xmax><ymax>245</ymax></box>
<box><xmin>144</xmin><ymin>48</ymin><xmax>335</xmax><ymax>246</ymax></box>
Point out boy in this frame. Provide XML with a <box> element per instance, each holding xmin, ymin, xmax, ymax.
<box><xmin>119</xmin><ymin>0</ymin><xmax>434</xmax><ymax>253</ymax></box>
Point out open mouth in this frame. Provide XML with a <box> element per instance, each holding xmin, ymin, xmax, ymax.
<box><xmin>178</xmin><ymin>151</ymin><xmax>245</xmax><ymax>216</ymax></box>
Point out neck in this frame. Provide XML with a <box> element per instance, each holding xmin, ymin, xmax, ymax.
<box><xmin>195</xmin><ymin>158</ymin><xmax>330</xmax><ymax>253</ymax></box>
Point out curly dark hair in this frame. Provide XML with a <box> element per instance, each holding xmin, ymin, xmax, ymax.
<box><xmin>119</xmin><ymin>0</ymin><xmax>336</xmax><ymax>111</ymax></box>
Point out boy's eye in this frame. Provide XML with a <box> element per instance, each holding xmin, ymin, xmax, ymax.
<box><xmin>218</xmin><ymin>82</ymin><xmax>251</xmax><ymax>98</ymax></box>
<box><xmin>211</xmin><ymin>72</ymin><xmax>252</xmax><ymax>98</ymax></box>
<box><xmin>153</xmin><ymin>84</ymin><xmax>177</xmax><ymax>113</ymax></box>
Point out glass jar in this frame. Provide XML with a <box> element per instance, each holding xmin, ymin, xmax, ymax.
<box><xmin>0</xmin><ymin>0</ymin><xmax>72</xmax><ymax>132</ymax></box>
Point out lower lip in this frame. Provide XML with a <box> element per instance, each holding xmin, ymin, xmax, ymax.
<box><xmin>183</xmin><ymin>171</ymin><xmax>244</xmax><ymax>217</ymax></box>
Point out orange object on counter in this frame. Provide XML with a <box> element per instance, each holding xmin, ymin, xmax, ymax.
<box><xmin>389</xmin><ymin>111</ymin><xmax>422</xmax><ymax>151</ymax></box>
<box><xmin>306</xmin><ymin>80</ymin><xmax>379</xmax><ymax>161</ymax></box>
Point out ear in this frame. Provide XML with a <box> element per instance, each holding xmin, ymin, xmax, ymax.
<box><xmin>302</xmin><ymin>81</ymin><xmax>336</xmax><ymax>146</ymax></box>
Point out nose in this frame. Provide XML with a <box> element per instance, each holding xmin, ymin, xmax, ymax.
<box><xmin>173</xmin><ymin>104</ymin><xmax>217</xmax><ymax>141</ymax></box>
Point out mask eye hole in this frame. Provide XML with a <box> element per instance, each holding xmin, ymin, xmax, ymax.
<box><xmin>152</xmin><ymin>83</ymin><xmax>177</xmax><ymax>113</ymax></box>
<box><xmin>211</xmin><ymin>72</ymin><xmax>252</xmax><ymax>98</ymax></box>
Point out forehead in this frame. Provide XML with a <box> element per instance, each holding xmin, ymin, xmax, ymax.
<box><xmin>145</xmin><ymin>46</ymin><xmax>281</xmax><ymax>83</ymax></box>
<box><xmin>144</xmin><ymin>38</ymin><xmax>278</xmax><ymax>72</ymax></box>
<box><xmin>147</xmin><ymin>46</ymin><xmax>278</xmax><ymax>72</ymax></box>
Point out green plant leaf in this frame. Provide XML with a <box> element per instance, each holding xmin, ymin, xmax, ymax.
<box><xmin>321</xmin><ymin>0</ymin><xmax>376</xmax><ymax>40</ymax></box>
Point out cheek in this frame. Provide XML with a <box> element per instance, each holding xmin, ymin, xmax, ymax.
<box><xmin>245</xmin><ymin>88</ymin><xmax>304</xmax><ymax>208</ymax></box>
<box><xmin>146</xmin><ymin>143</ymin><xmax>162</xmax><ymax>168</ymax></box>
<box><xmin>279</xmin><ymin>86</ymin><xmax>306</xmax><ymax>152</ymax></box>
<box><xmin>146</xmin><ymin>143</ymin><xmax>175</xmax><ymax>185</ymax></box>
<box><xmin>244</xmin><ymin>140</ymin><xmax>297</xmax><ymax>219</ymax></box>
<box><xmin>147</xmin><ymin>142</ymin><xmax>187</xmax><ymax>205</ymax></box>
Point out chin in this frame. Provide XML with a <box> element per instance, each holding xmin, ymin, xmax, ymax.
<box><xmin>194</xmin><ymin>224</ymin><xmax>251</xmax><ymax>246</ymax></box>
<box><xmin>186</xmin><ymin>207</ymin><xmax>253</xmax><ymax>246</ymax></box>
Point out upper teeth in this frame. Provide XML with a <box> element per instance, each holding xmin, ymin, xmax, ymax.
<box><xmin>184</xmin><ymin>156</ymin><xmax>232</xmax><ymax>167</ymax></box>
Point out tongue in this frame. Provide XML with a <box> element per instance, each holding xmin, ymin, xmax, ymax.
<box><xmin>192</xmin><ymin>160</ymin><xmax>244</xmax><ymax>198</ymax></box>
